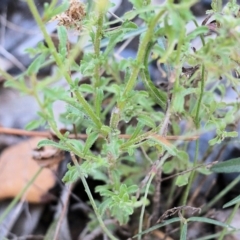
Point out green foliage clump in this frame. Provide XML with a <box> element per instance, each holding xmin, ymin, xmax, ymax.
<box><xmin>1</xmin><ymin>0</ymin><xmax>240</xmax><ymax>239</ymax></box>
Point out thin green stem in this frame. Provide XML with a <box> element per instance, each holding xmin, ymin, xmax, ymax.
<box><xmin>181</xmin><ymin>65</ymin><xmax>205</xmax><ymax>207</ymax></box>
<box><xmin>219</xmin><ymin>201</ymin><xmax>240</xmax><ymax>240</ymax></box>
<box><xmin>138</xmin><ymin>173</ymin><xmax>155</xmax><ymax>240</ymax></box>
<box><xmin>181</xmin><ymin>140</ymin><xmax>199</xmax><ymax>206</ymax></box>
<box><xmin>93</xmin><ymin>12</ymin><xmax>104</xmax><ymax>88</ymax></box>
<box><xmin>71</xmin><ymin>154</ymin><xmax>118</xmax><ymax>240</ymax></box>
<box><xmin>138</xmin><ymin>154</ymin><xmax>169</xmax><ymax>240</ymax></box>
<box><xmin>0</xmin><ymin>167</ymin><xmax>43</xmax><ymax>225</ymax></box>
<box><xmin>195</xmin><ymin>65</ymin><xmax>205</xmax><ymax>128</ymax></box>
<box><xmin>118</xmin><ymin>9</ymin><xmax>166</xmax><ymax>110</ymax></box>
<box><xmin>193</xmin><ymin>19</ymin><xmax>205</xmax><ymax>46</ymax></box>
<box><xmin>26</xmin><ymin>0</ymin><xmax>102</xmax><ymax>129</ymax></box>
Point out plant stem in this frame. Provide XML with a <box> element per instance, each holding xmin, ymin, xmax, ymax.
<box><xmin>181</xmin><ymin>140</ymin><xmax>199</xmax><ymax>206</ymax></box>
<box><xmin>70</xmin><ymin>153</ymin><xmax>118</xmax><ymax>240</ymax></box>
<box><xmin>0</xmin><ymin>167</ymin><xmax>43</xmax><ymax>225</ymax></box>
<box><xmin>195</xmin><ymin>65</ymin><xmax>205</xmax><ymax>128</ymax></box>
<box><xmin>26</xmin><ymin>0</ymin><xmax>102</xmax><ymax>129</ymax></box>
<box><xmin>138</xmin><ymin>172</ymin><xmax>155</xmax><ymax>240</ymax></box>
<box><xmin>118</xmin><ymin>9</ymin><xmax>166</xmax><ymax>110</ymax></box>
<box><xmin>219</xmin><ymin>201</ymin><xmax>240</xmax><ymax>240</ymax></box>
<box><xmin>181</xmin><ymin>65</ymin><xmax>205</xmax><ymax>206</ymax></box>
<box><xmin>93</xmin><ymin>12</ymin><xmax>104</xmax><ymax>88</ymax></box>
<box><xmin>138</xmin><ymin>154</ymin><xmax>169</xmax><ymax>240</ymax></box>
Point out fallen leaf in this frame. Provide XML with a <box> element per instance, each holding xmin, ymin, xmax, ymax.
<box><xmin>0</xmin><ymin>137</ymin><xmax>63</xmax><ymax>203</ymax></box>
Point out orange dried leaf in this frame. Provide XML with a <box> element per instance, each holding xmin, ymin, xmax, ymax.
<box><xmin>0</xmin><ymin>137</ymin><xmax>62</xmax><ymax>203</ymax></box>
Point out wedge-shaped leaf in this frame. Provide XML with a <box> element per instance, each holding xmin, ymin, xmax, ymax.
<box><xmin>25</xmin><ymin>119</ymin><xmax>44</xmax><ymax>131</ymax></box>
<box><xmin>176</xmin><ymin>172</ymin><xmax>191</xmax><ymax>187</ymax></box>
<box><xmin>99</xmin><ymin>198</ymin><xmax>112</xmax><ymax>216</ymax></box>
<box><xmin>79</xmin><ymin>84</ymin><xmax>94</xmax><ymax>93</ymax></box>
<box><xmin>67</xmin><ymin>139</ymin><xmax>84</xmax><ymax>152</ymax></box>
<box><xmin>122</xmin><ymin>20</ymin><xmax>138</xmax><ymax>30</ymax></box>
<box><xmin>104</xmin><ymin>31</ymin><xmax>124</xmax><ymax>56</ymax></box>
<box><xmin>223</xmin><ymin>194</ymin><xmax>240</xmax><ymax>208</ymax></box>
<box><xmin>141</xmin><ymin>71</ymin><xmax>167</xmax><ymax>109</ymax></box>
<box><xmin>172</xmin><ymin>87</ymin><xmax>196</xmax><ymax>113</ymax></box>
<box><xmin>186</xmin><ymin>26</ymin><xmax>208</xmax><ymax>41</ymax></box>
<box><xmin>27</xmin><ymin>54</ymin><xmax>46</xmax><ymax>75</ymax></box>
<box><xmin>43</xmin><ymin>87</ymin><xmax>69</xmax><ymax>100</ymax></box>
<box><xmin>127</xmin><ymin>185</ymin><xmax>138</xmax><ymax>194</ymax></box>
<box><xmin>210</xmin><ymin>158</ymin><xmax>240</xmax><ymax>173</ymax></box>
<box><xmin>128</xmin><ymin>122</ymin><xmax>144</xmax><ymax>141</ymax></box>
<box><xmin>137</xmin><ymin>115</ymin><xmax>156</xmax><ymax>129</ymax></box>
<box><xmin>83</xmin><ymin>132</ymin><xmax>99</xmax><ymax>155</ymax></box>
<box><xmin>37</xmin><ymin>139</ymin><xmax>68</xmax><ymax>151</ymax></box>
<box><xmin>62</xmin><ymin>163</ymin><xmax>80</xmax><ymax>183</ymax></box>
<box><xmin>57</xmin><ymin>26</ymin><xmax>68</xmax><ymax>58</ymax></box>
<box><xmin>4</xmin><ymin>77</ymin><xmax>29</xmax><ymax>93</ymax></box>
<box><xmin>94</xmin><ymin>88</ymin><xmax>104</xmax><ymax>117</ymax></box>
<box><xmin>123</xmin><ymin>10</ymin><xmax>138</xmax><ymax>20</ymax></box>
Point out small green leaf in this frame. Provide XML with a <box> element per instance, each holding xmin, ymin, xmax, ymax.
<box><xmin>175</xmin><ymin>173</ymin><xmax>190</xmax><ymax>187</ymax></box>
<box><xmin>127</xmin><ymin>185</ymin><xmax>138</xmax><ymax>194</ymax></box>
<box><xmin>37</xmin><ymin>139</ymin><xmax>68</xmax><ymax>150</ymax></box>
<box><xmin>137</xmin><ymin>114</ymin><xmax>156</xmax><ymax>129</ymax></box>
<box><xmin>57</xmin><ymin>26</ymin><xmax>68</xmax><ymax>59</ymax></box>
<box><xmin>223</xmin><ymin>194</ymin><xmax>240</xmax><ymax>208</ymax></box>
<box><xmin>67</xmin><ymin>139</ymin><xmax>84</xmax><ymax>151</ymax></box>
<box><xmin>83</xmin><ymin>131</ymin><xmax>99</xmax><ymax>155</ymax></box>
<box><xmin>122</xmin><ymin>20</ymin><xmax>138</xmax><ymax>30</ymax></box>
<box><xmin>210</xmin><ymin>158</ymin><xmax>240</xmax><ymax>173</ymax></box>
<box><xmin>94</xmin><ymin>88</ymin><xmax>104</xmax><ymax>117</ymax></box>
<box><xmin>123</xmin><ymin>10</ymin><xmax>138</xmax><ymax>20</ymax></box>
<box><xmin>141</xmin><ymin>71</ymin><xmax>167</xmax><ymax>109</ymax></box>
<box><xmin>186</xmin><ymin>26</ymin><xmax>208</xmax><ymax>41</ymax></box>
<box><xmin>25</xmin><ymin>119</ymin><xmax>44</xmax><ymax>131</ymax></box>
<box><xmin>225</xmin><ymin>131</ymin><xmax>238</xmax><ymax>138</ymax></box>
<box><xmin>163</xmin><ymin>161</ymin><xmax>174</xmax><ymax>174</ymax></box>
<box><xmin>99</xmin><ymin>198</ymin><xmax>112</xmax><ymax>216</ymax></box>
<box><xmin>104</xmin><ymin>31</ymin><xmax>124</xmax><ymax>56</ymax></box>
<box><xmin>79</xmin><ymin>84</ymin><xmax>94</xmax><ymax>93</ymax></box>
<box><xmin>27</xmin><ymin>54</ymin><xmax>46</xmax><ymax>75</ymax></box>
<box><xmin>62</xmin><ymin>163</ymin><xmax>80</xmax><ymax>183</ymax></box>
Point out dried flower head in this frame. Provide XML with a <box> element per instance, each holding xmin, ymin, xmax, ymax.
<box><xmin>52</xmin><ymin>0</ymin><xmax>86</xmax><ymax>31</ymax></box>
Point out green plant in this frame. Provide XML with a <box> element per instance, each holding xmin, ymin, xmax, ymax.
<box><xmin>1</xmin><ymin>0</ymin><xmax>240</xmax><ymax>239</ymax></box>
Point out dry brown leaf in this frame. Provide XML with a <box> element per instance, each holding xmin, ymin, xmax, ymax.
<box><xmin>0</xmin><ymin>137</ymin><xmax>62</xmax><ymax>203</ymax></box>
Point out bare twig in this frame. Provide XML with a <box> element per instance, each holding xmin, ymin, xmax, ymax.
<box><xmin>157</xmin><ymin>205</ymin><xmax>201</xmax><ymax>223</ymax></box>
<box><xmin>0</xmin><ymin>126</ymin><xmax>199</xmax><ymax>141</ymax></box>
<box><xmin>161</xmin><ymin>161</ymin><xmax>218</xmax><ymax>182</ymax></box>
